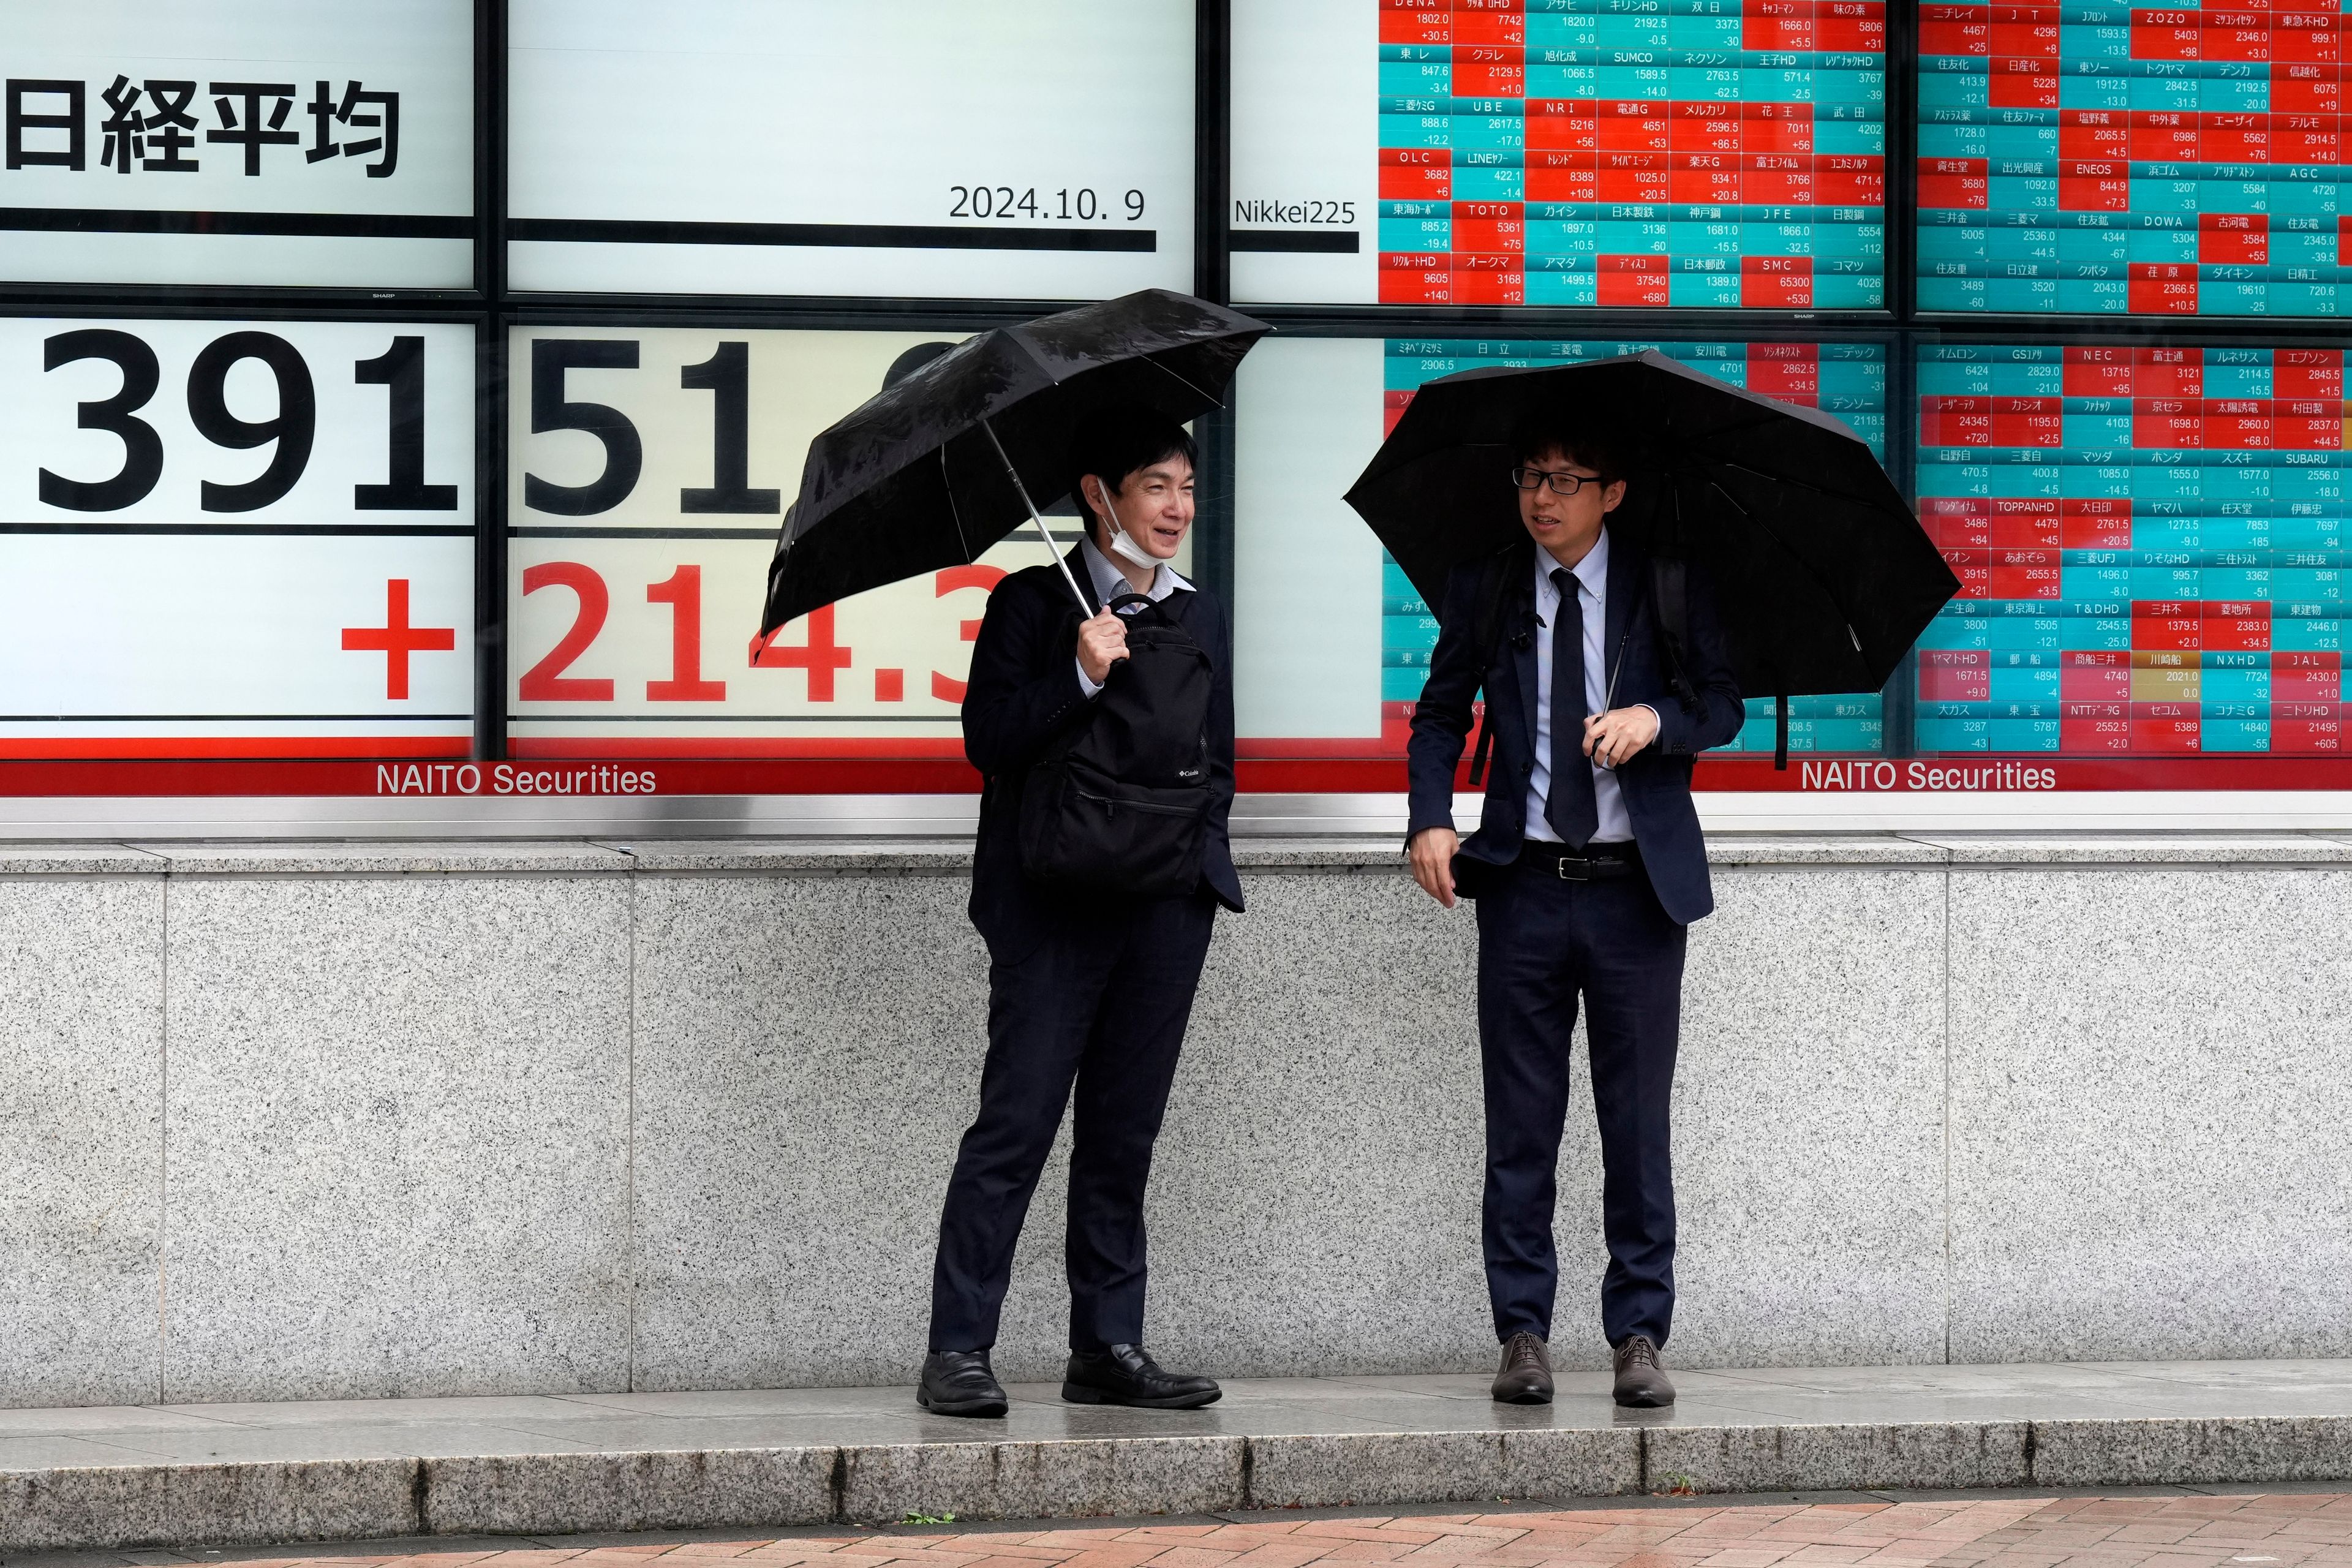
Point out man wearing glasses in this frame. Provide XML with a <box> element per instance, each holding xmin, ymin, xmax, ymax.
<box><xmin>1403</xmin><ymin>418</ymin><xmax>1743</xmax><ymax>1409</ymax></box>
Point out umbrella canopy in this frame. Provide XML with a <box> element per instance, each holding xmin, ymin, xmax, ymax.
<box><xmin>1343</xmin><ymin>350</ymin><xmax>1957</xmax><ymax>699</ymax></box>
<box><xmin>759</xmin><ymin>288</ymin><xmax>1269</xmax><ymax>637</ymax></box>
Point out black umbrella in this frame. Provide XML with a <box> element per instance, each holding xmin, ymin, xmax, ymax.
<box><xmin>1343</xmin><ymin>350</ymin><xmax>1958</xmax><ymax>713</ymax></box>
<box><xmin>759</xmin><ymin>289</ymin><xmax>1270</xmax><ymax>637</ymax></box>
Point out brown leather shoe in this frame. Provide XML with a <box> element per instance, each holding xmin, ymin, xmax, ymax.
<box><xmin>1491</xmin><ymin>1331</ymin><xmax>1553</xmax><ymax>1404</ymax></box>
<box><xmin>1611</xmin><ymin>1334</ymin><xmax>1675</xmax><ymax>1407</ymax></box>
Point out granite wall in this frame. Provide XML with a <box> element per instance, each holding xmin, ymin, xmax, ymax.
<box><xmin>5</xmin><ymin>833</ymin><xmax>2350</xmax><ymax>1409</ymax></box>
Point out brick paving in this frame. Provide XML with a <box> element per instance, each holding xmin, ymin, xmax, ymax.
<box><xmin>194</xmin><ymin>1494</ymin><xmax>2352</xmax><ymax>1568</ymax></box>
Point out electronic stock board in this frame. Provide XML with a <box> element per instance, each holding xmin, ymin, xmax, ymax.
<box><xmin>1917</xmin><ymin>342</ymin><xmax>2352</xmax><ymax>770</ymax></box>
<box><xmin>1231</xmin><ymin>336</ymin><xmax>1889</xmax><ymax>768</ymax></box>
<box><xmin>1920</xmin><ymin>0</ymin><xmax>2352</xmax><ymax>315</ymax></box>
<box><xmin>1233</xmin><ymin>0</ymin><xmax>1890</xmax><ymax>307</ymax></box>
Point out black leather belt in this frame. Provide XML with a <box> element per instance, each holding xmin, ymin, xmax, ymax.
<box><xmin>1523</xmin><ymin>843</ymin><xmax>1642</xmax><ymax>881</ymax></box>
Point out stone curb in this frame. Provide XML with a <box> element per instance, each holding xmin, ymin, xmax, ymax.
<box><xmin>5</xmin><ymin>1417</ymin><xmax>2350</xmax><ymax>1552</ymax></box>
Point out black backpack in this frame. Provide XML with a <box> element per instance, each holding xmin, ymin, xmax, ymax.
<box><xmin>1459</xmin><ymin>548</ymin><xmax>1702</xmax><ymax>788</ymax></box>
<box><xmin>1019</xmin><ymin>594</ymin><xmax>1214</xmax><ymax>895</ymax></box>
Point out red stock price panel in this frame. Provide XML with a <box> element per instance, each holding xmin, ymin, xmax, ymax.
<box><xmin>505</xmin><ymin>326</ymin><xmax>1140</xmax><ymax>794</ymax></box>
<box><xmin>0</xmin><ymin>317</ymin><xmax>475</xmax><ymax>794</ymax></box>
<box><xmin>1919</xmin><ymin>0</ymin><xmax>2352</xmax><ymax>316</ymax></box>
<box><xmin>1231</xmin><ymin>0</ymin><xmax>1888</xmax><ymax>307</ymax></box>
<box><xmin>1916</xmin><ymin>341</ymin><xmax>2352</xmax><ymax>770</ymax></box>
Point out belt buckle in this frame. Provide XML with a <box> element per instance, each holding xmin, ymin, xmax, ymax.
<box><xmin>1555</xmin><ymin>854</ymin><xmax>1588</xmax><ymax>881</ymax></box>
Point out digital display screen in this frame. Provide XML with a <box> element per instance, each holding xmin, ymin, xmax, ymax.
<box><xmin>1233</xmin><ymin>335</ymin><xmax>1889</xmax><ymax>767</ymax></box>
<box><xmin>507</xmin><ymin>0</ymin><xmax>1194</xmax><ymax>300</ymax></box>
<box><xmin>1917</xmin><ymin>341</ymin><xmax>2347</xmax><ymax>756</ymax></box>
<box><xmin>507</xmin><ymin>326</ymin><xmax>1148</xmax><ymax>783</ymax></box>
<box><xmin>1918</xmin><ymin>1</ymin><xmax>2352</xmax><ymax>317</ymax></box>
<box><xmin>0</xmin><ymin>1</ymin><xmax>475</xmax><ymax>290</ymax></box>
<box><xmin>1231</xmin><ymin>0</ymin><xmax>1888</xmax><ymax>308</ymax></box>
<box><xmin>0</xmin><ymin>317</ymin><xmax>475</xmax><ymax>788</ymax></box>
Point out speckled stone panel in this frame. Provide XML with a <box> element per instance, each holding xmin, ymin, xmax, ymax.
<box><xmin>421</xmin><ymin>1447</ymin><xmax>836</xmax><ymax>1533</ymax></box>
<box><xmin>1450</xmin><ymin>864</ymin><xmax>1948</xmax><ymax>1374</ymax></box>
<box><xmin>1144</xmin><ymin>870</ymin><xmax>1491</xmax><ymax>1379</ymax></box>
<box><xmin>631</xmin><ymin>865</ymin><xmax>1493</xmax><ymax>1390</ymax></box>
<box><xmin>2029</xmin><ymin>1415</ymin><xmax>2352</xmax><ymax>1487</ymax></box>
<box><xmin>628</xmin><ymin>872</ymin><xmax>1003</xmax><ymax>1390</ymax></box>
<box><xmin>840</xmin><ymin>1435</ymin><xmax>1244</xmax><ymax>1523</ymax></box>
<box><xmin>1645</xmin><ymin>1419</ymin><xmax>2030</xmax><ymax>1492</ymax></box>
<box><xmin>160</xmin><ymin>875</ymin><xmax>632</xmax><ymax>1401</ymax></box>
<box><xmin>1667</xmin><ymin>867</ymin><xmax>1949</xmax><ymax>1369</ymax></box>
<box><xmin>1948</xmin><ymin>867</ymin><xmax>2352</xmax><ymax>1363</ymax></box>
<box><xmin>0</xmin><ymin>1457</ymin><xmax>420</xmax><ymax>1552</ymax></box>
<box><xmin>0</xmin><ymin>875</ymin><xmax>166</xmax><ymax>1409</ymax></box>
<box><xmin>1246</xmin><ymin>1427</ymin><xmax>1640</xmax><ymax>1506</ymax></box>
<box><xmin>631</xmin><ymin>859</ymin><xmax>1945</xmax><ymax>1391</ymax></box>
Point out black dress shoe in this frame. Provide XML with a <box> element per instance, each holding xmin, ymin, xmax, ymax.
<box><xmin>918</xmin><ymin>1349</ymin><xmax>1009</xmax><ymax>1417</ymax></box>
<box><xmin>1061</xmin><ymin>1344</ymin><xmax>1221</xmax><ymax>1409</ymax></box>
<box><xmin>1491</xmin><ymin>1331</ymin><xmax>1554</xmax><ymax>1404</ymax></box>
<box><xmin>1611</xmin><ymin>1334</ymin><xmax>1676</xmax><ymax>1408</ymax></box>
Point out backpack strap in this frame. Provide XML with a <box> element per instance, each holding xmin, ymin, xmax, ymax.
<box><xmin>1463</xmin><ymin>549</ymin><xmax>1518</xmax><ymax>788</ymax></box>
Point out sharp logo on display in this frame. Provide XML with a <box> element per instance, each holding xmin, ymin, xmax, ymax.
<box><xmin>1</xmin><ymin>0</ymin><xmax>473</xmax><ymax>289</ymax></box>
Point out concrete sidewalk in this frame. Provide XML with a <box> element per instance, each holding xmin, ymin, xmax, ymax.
<box><xmin>6</xmin><ymin>1361</ymin><xmax>2352</xmax><ymax>1553</ymax></box>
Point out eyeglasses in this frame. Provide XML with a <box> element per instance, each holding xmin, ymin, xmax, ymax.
<box><xmin>1511</xmin><ymin>466</ymin><xmax>1609</xmax><ymax>496</ymax></box>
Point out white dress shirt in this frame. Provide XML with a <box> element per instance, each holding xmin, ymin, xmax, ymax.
<box><xmin>1074</xmin><ymin>530</ymin><xmax>1192</xmax><ymax>698</ymax></box>
<box><xmin>1524</xmin><ymin>527</ymin><xmax>1651</xmax><ymax>845</ymax></box>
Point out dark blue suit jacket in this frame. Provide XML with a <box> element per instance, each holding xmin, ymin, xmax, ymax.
<box><xmin>1404</xmin><ymin>530</ymin><xmax>1745</xmax><ymax>925</ymax></box>
<box><xmin>963</xmin><ymin>549</ymin><xmax>1243</xmax><ymax>959</ymax></box>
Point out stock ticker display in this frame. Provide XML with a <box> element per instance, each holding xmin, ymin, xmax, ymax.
<box><xmin>1382</xmin><ymin>340</ymin><xmax>1890</xmax><ymax>754</ymax></box>
<box><xmin>1376</xmin><ymin>0</ymin><xmax>1889</xmax><ymax>308</ymax></box>
<box><xmin>1919</xmin><ymin>0</ymin><xmax>2352</xmax><ymax>317</ymax></box>
<box><xmin>1917</xmin><ymin>343</ymin><xmax>2351</xmax><ymax>756</ymax></box>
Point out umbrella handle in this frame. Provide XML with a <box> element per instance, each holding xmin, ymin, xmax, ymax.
<box><xmin>980</xmin><ymin>417</ymin><xmax>1095</xmax><ymax>616</ymax></box>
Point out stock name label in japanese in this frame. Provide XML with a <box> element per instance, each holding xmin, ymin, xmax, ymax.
<box><xmin>506</xmin><ymin>0</ymin><xmax>1194</xmax><ymax>300</ymax></box>
<box><xmin>1231</xmin><ymin>0</ymin><xmax>1887</xmax><ymax>308</ymax></box>
<box><xmin>1</xmin><ymin>0</ymin><xmax>475</xmax><ymax>290</ymax></box>
<box><xmin>1229</xmin><ymin>334</ymin><xmax>1886</xmax><ymax>791</ymax></box>
<box><xmin>0</xmin><ymin>317</ymin><xmax>475</xmax><ymax>791</ymax></box>
<box><xmin>507</xmin><ymin>326</ymin><xmax>1123</xmax><ymax>790</ymax></box>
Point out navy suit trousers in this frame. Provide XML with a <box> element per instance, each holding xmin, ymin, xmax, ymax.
<box><xmin>1476</xmin><ymin>854</ymin><xmax>1687</xmax><ymax>1349</ymax></box>
<box><xmin>927</xmin><ymin>891</ymin><xmax>1216</xmax><ymax>1354</ymax></box>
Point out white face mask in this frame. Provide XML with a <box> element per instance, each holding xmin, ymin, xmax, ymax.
<box><xmin>1094</xmin><ymin>479</ymin><xmax>1163</xmax><ymax>571</ymax></box>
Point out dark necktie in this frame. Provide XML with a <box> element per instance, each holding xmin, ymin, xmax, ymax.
<box><xmin>1546</xmin><ymin>567</ymin><xmax>1599</xmax><ymax>849</ymax></box>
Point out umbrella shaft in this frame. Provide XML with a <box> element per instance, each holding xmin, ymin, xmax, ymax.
<box><xmin>980</xmin><ymin>417</ymin><xmax>1093</xmax><ymax>615</ymax></box>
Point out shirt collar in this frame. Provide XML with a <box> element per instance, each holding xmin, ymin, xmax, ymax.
<box><xmin>1079</xmin><ymin>530</ymin><xmax>1191</xmax><ymax>606</ymax></box>
<box><xmin>1535</xmin><ymin>525</ymin><xmax>1610</xmax><ymax>601</ymax></box>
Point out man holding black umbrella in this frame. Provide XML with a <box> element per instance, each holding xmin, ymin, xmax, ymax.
<box><xmin>1404</xmin><ymin>416</ymin><xmax>1744</xmax><ymax>1410</ymax></box>
<box><xmin>917</xmin><ymin>402</ymin><xmax>1242</xmax><ymax>1420</ymax></box>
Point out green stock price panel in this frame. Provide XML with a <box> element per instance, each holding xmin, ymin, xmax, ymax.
<box><xmin>1916</xmin><ymin>341</ymin><xmax>2350</xmax><ymax>760</ymax></box>
<box><xmin>1918</xmin><ymin>0</ymin><xmax>2352</xmax><ymax>317</ymax></box>
<box><xmin>1231</xmin><ymin>0</ymin><xmax>1887</xmax><ymax>307</ymax></box>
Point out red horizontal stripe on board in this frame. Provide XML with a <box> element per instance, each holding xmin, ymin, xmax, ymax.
<box><xmin>0</xmin><ymin>737</ymin><xmax>467</xmax><ymax>760</ymax></box>
<box><xmin>1698</xmin><ymin>756</ymin><xmax>2352</xmax><ymax>790</ymax></box>
<box><xmin>508</xmin><ymin>737</ymin><xmax>970</xmax><ymax>760</ymax></box>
